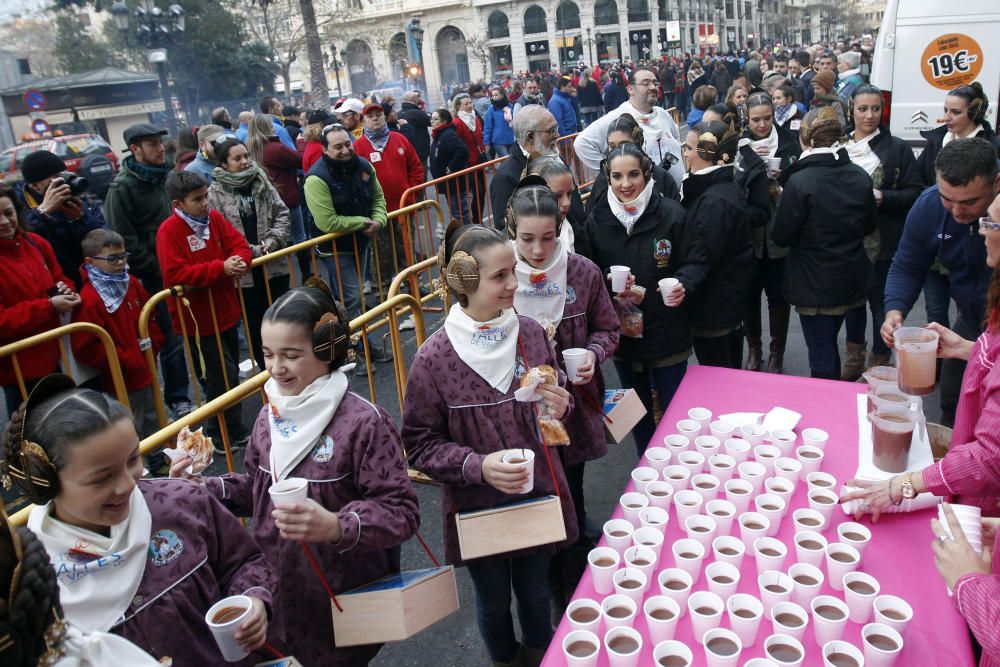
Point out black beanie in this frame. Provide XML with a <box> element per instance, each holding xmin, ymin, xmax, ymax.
<box><xmin>21</xmin><ymin>150</ymin><xmax>66</xmax><ymax>184</ymax></box>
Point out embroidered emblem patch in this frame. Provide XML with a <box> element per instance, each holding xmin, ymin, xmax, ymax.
<box><xmin>565</xmin><ymin>286</ymin><xmax>577</xmax><ymax>304</ymax></box>
<box><xmin>148</xmin><ymin>529</ymin><xmax>184</xmax><ymax>567</ymax></box>
<box><xmin>522</xmin><ymin>271</ymin><xmax>562</xmax><ymax>297</ymax></box>
<box><xmin>471</xmin><ymin>323</ymin><xmax>507</xmax><ymax>349</ymax></box>
<box><xmin>270</xmin><ymin>403</ymin><xmax>298</xmax><ymax>439</ymax></box>
<box><xmin>653</xmin><ymin>238</ymin><xmax>672</xmax><ymax>269</ymax></box>
<box><xmin>312</xmin><ymin>435</ymin><xmax>334</xmax><ymax>463</ymax></box>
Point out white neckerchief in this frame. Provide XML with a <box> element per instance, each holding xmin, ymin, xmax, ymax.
<box><xmin>607</xmin><ymin>178</ymin><xmax>656</xmax><ymax>234</ymax></box>
<box><xmin>52</xmin><ymin>625</ymin><xmax>162</xmax><ymax>666</ymax></box>
<box><xmin>799</xmin><ymin>145</ymin><xmax>842</xmax><ymax>160</ymax></box>
<box><xmin>847</xmin><ymin>129</ymin><xmax>882</xmax><ymax>175</ymax></box>
<box><xmin>943</xmin><ymin>124</ymin><xmax>985</xmax><ymax>147</ymax></box>
<box><xmin>266</xmin><ymin>371</ymin><xmax>348</xmax><ymax>481</ymax></box>
<box><xmin>444</xmin><ymin>306</ymin><xmax>519</xmax><ymax>392</ymax></box>
<box><xmin>559</xmin><ymin>220</ymin><xmax>575</xmax><ymax>253</ymax></box>
<box><xmin>28</xmin><ymin>487</ymin><xmax>151</xmax><ymax>633</ymax></box>
<box><xmin>736</xmin><ymin>125</ymin><xmax>779</xmax><ymax>170</ymax></box>
<box><xmin>513</xmin><ymin>240</ymin><xmax>569</xmax><ymax>331</ymax></box>
<box><xmin>458</xmin><ymin>110</ymin><xmax>478</xmax><ymax>132</ymax></box>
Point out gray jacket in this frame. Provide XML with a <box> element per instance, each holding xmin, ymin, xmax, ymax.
<box><xmin>207</xmin><ymin>177</ymin><xmax>290</xmax><ymax>288</ymax></box>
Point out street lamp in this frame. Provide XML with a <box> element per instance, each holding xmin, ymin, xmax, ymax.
<box><xmin>328</xmin><ymin>46</ymin><xmax>344</xmax><ymax>98</ymax></box>
<box><xmin>585</xmin><ymin>26</ymin><xmax>595</xmax><ymax>65</ymax></box>
<box><xmin>111</xmin><ymin>0</ymin><xmax>184</xmax><ymax>138</ymax></box>
<box><xmin>406</xmin><ymin>18</ymin><xmax>426</xmax><ymax>96</ymax></box>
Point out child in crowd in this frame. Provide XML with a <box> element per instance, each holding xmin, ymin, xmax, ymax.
<box><xmin>1</xmin><ymin>376</ymin><xmax>276</xmax><ymax>664</ymax></box>
<box><xmin>72</xmin><ymin>229</ymin><xmax>164</xmax><ymax>439</ymax></box>
<box><xmin>171</xmin><ymin>279</ymin><xmax>420</xmax><ymax>666</ymax></box>
<box><xmin>157</xmin><ymin>171</ymin><xmax>252</xmax><ymax>450</ymax></box>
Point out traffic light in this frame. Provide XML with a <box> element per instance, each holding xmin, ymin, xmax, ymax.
<box><xmin>408</xmin><ymin>64</ymin><xmax>421</xmax><ymax>77</ymax></box>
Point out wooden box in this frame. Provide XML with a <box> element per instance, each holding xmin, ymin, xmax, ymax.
<box><xmin>332</xmin><ymin>566</ymin><xmax>459</xmax><ymax>647</ymax></box>
<box><xmin>455</xmin><ymin>495</ymin><xmax>567</xmax><ymax>561</ymax></box>
<box><xmin>603</xmin><ymin>388</ymin><xmax>648</xmax><ymax>443</ymax></box>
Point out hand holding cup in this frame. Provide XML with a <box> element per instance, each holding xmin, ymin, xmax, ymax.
<box><xmin>482</xmin><ymin>450</ymin><xmax>532</xmax><ymax>494</ymax></box>
<box><xmin>931</xmin><ymin>503</ymin><xmax>993</xmax><ymax>589</ymax></box>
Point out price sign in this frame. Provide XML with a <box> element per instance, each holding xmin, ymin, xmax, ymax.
<box><xmin>921</xmin><ymin>33</ymin><xmax>983</xmax><ymax>90</ymax></box>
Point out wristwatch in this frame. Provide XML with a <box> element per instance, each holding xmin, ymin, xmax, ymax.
<box><xmin>900</xmin><ymin>472</ymin><xmax>917</xmax><ymax>501</ymax></box>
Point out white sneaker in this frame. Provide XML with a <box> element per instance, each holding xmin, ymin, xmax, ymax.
<box><xmin>398</xmin><ymin>316</ymin><xmax>415</xmax><ymax>331</ymax></box>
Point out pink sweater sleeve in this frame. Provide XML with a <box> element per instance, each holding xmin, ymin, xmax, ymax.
<box><xmin>954</xmin><ymin>572</ymin><xmax>1000</xmax><ymax>661</ymax></box>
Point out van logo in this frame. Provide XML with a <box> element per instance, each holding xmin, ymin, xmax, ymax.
<box><xmin>910</xmin><ymin>111</ymin><xmax>928</xmax><ymax>124</ymax></box>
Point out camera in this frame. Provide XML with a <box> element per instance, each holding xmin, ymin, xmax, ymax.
<box><xmin>59</xmin><ymin>171</ymin><xmax>89</xmax><ymax>196</ymax></box>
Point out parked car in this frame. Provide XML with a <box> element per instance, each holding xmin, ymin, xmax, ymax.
<box><xmin>0</xmin><ymin>133</ymin><xmax>119</xmax><ymax>199</ymax></box>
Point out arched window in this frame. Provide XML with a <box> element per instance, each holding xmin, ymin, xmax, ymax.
<box><xmin>594</xmin><ymin>0</ymin><xmax>619</xmax><ymax>26</ymax></box>
<box><xmin>627</xmin><ymin>0</ymin><xmax>650</xmax><ymax>22</ymax></box>
<box><xmin>487</xmin><ymin>11</ymin><xmax>509</xmax><ymax>39</ymax></box>
<box><xmin>345</xmin><ymin>39</ymin><xmax>376</xmax><ymax>94</ymax></box>
<box><xmin>555</xmin><ymin>1</ymin><xmax>580</xmax><ymax>31</ymax></box>
<box><xmin>436</xmin><ymin>26</ymin><xmax>470</xmax><ymax>85</ymax></box>
<box><xmin>523</xmin><ymin>5</ymin><xmax>547</xmax><ymax>35</ymax></box>
<box><xmin>388</xmin><ymin>32</ymin><xmax>408</xmax><ymax>80</ymax></box>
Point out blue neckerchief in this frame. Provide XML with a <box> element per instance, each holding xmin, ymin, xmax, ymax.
<box><xmin>175</xmin><ymin>208</ymin><xmax>211</xmax><ymax>240</ymax></box>
<box><xmin>363</xmin><ymin>124</ymin><xmax>391</xmax><ymax>152</ymax></box>
<box><xmin>84</xmin><ymin>264</ymin><xmax>130</xmax><ymax>314</ymax></box>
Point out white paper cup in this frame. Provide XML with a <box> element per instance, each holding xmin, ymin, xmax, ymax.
<box><xmin>808</xmin><ymin>487</ymin><xmax>839</xmax><ymax>522</ymax></box>
<box><xmin>610</xmin><ymin>265</ymin><xmax>630</xmax><ymax>292</ymax></box>
<box><xmin>502</xmin><ymin>450</ymin><xmax>536</xmax><ymax>493</ymax></box>
<box><xmin>677</xmin><ymin>419</ymin><xmax>702</xmax><ymax>440</ymax></box>
<box><xmin>664</xmin><ymin>433</ymin><xmax>692</xmax><ymax>455</ymax></box>
<box><xmin>745</xmin><ymin>659</ymin><xmax>781</xmax><ymax>667</ymax></box>
<box><xmin>566</xmin><ymin>598</ymin><xmax>603</xmax><ymax>634</ymax></box>
<box><xmin>644</xmin><ymin>595</ymin><xmax>682</xmax><ymax>645</ymax></box>
<box><xmin>206</xmin><ymin>595</ymin><xmax>253</xmax><ymax>662</ymax></box>
<box><xmin>788</xmin><ymin>562</ymin><xmax>824</xmax><ymax>608</ymax></box>
<box><xmin>631</xmin><ymin>466</ymin><xmax>659</xmax><ymax>494</ymax></box>
<box><xmin>769</xmin><ymin>429</ymin><xmax>798</xmax><ymax>457</ymax></box>
<box><xmin>739</xmin><ymin>511</ymin><xmax>771</xmax><ymax>550</ymax></box>
<box><xmin>605</xmin><ymin>625</ymin><xmax>643</xmax><ymax>667</ymax></box>
<box><xmin>268</xmin><ymin>477</ymin><xmax>309</xmax><ymax>507</ymax></box>
<box><xmin>801</xmin><ymin>427</ymin><xmax>829</xmax><ymax>450</ymax></box>
<box><xmin>724</xmin><ymin>437</ymin><xmax>752</xmax><ymax>463</ymax></box>
<box><xmin>757</xmin><ymin>571</ymin><xmax>794</xmax><ymax>615</ymax></box>
<box><xmin>639</xmin><ymin>505</ymin><xmax>670</xmax><ymax>531</ymax></box>
<box><xmin>754</xmin><ymin>494</ymin><xmax>786</xmax><ymax>536</ymax></box>
<box><xmin>659</xmin><ymin>277</ymin><xmax>681</xmax><ymax>306</ymax></box>
<box><xmin>725</xmin><ymin>478</ymin><xmax>755</xmax><ymax>514</ymax></box>
<box><xmin>601</xmin><ymin>593</ymin><xmax>638</xmax><ymax>630</ymax></box>
<box><xmin>825</xmin><ymin>543</ymin><xmax>861</xmax><ymax>591</ymax></box>
<box><xmin>861</xmin><ymin>622</ymin><xmax>904</xmax><ymax>667</ymax></box>
<box><xmin>811</xmin><ymin>595</ymin><xmax>850</xmax><ymax>646</ymax></box>
<box><xmin>754</xmin><ymin>445</ymin><xmax>781</xmax><ymax>475</ymax></box>
<box><xmin>742</xmin><ymin>424</ymin><xmax>767</xmax><ymax>445</ymax></box>
<box><xmin>703</xmin><ymin>627</ymin><xmax>743</xmax><ymax>667</ymax></box>
<box><xmin>653</xmin><ymin>640</ymin><xmax>693</xmax><ymax>667</ymax></box>
<box><xmin>685</xmin><ymin>513</ymin><xmax>719</xmax><ymax>547</ymax></box>
<box><xmin>822</xmin><ymin>640</ymin><xmax>865</xmax><ymax>667</ymax></box>
<box><xmin>672</xmin><ymin>538</ymin><xmax>706</xmax><ymax>582</ymax></box>
<box><xmin>709</xmin><ymin>453</ymin><xmax>737</xmax><ymax>483</ymax></box>
<box><xmin>619</xmin><ymin>491</ymin><xmax>649</xmax><ymax>525</ymax></box>
<box><xmin>632</xmin><ymin>525</ymin><xmax>665</xmax><ymax>559</ymax></box>
<box><xmin>712</xmin><ymin>535</ymin><xmax>746</xmax><ymax>567</ymax></box>
<box><xmin>657</xmin><ymin>567</ymin><xmax>694</xmax><ymax>610</ymax></box>
<box><xmin>754</xmin><ymin>537</ymin><xmax>788</xmax><ymax>575</ymax></box>
<box><xmin>764</xmin><ymin>477</ymin><xmax>795</xmax><ymax>515</ymax></box>
<box><xmin>773</xmin><ymin>457</ymin><xmax>803</xmax><ymax>484</ymax></box>
<box><xmin>588</xmin><ymin>546</ymin><xmax>620</xmax><ymax>594</ymax></box>
<box><xmin>807</xmin><ymin>471</ymin><xmax>837</xmax><ymax>492</ymax></box>
<box><xmin>843</xmin><ymin>571</ymin><xmax>881</xmax><ymax>623</ymax></box>
<box><xmin>706</xmin><ymin>560</ymin><xmax>741</xmax><ymax>599</ymax></box>
<box><xmin>674</xmin><ymin>489</ymin><xmax>704</xmax><ymax>524</ymax></box>
<box><xmin>727</xmin><ymin>593</ymin><xmax>765</xmax><ymax>648</ymax></box>
<box><xmin>838</xmin><ymin>522</ymin><xmax>873</xmax><ymax>557</ymax></box>
<box><xmin>562</xmin><ymin>347</ymin><xmax>589</xmax><ymax>383</ymax></box>
<box><xmin>770</xmin><ymin>601</ymin><xmax>809</xmax><ymax>643</ymax></box>
<box><xmin>688</xmin><ymin>406</ymin><xmax>713</xmax><ymax>432</ymax></box>
<box><xmin>562</xmin><ymin>628</ymin><xmax>601</xmax><ymax>667</ymax></box>
<box><xmin>692</xmin><ymin>473</ymin><xmax>722</xmax><ymax>502</ymax></box>
<box><xmin>738</xmin><ymin>461</ymin><xmax>768</xmax><ymax>494</ymax></box>
<box><xmin>795</xmin><ymin>445</ymin><xmax>825</xmax><ymax>475</ymax></box>
<box><xmin>688</xmin><ymin>590</ymin><xmax>725</xmax><ymax>643</ymax></box>
<box><xmin>792</xmin><ymin>508</ymin><xmax>827</xmax><ymax>533</ymax></box>
<box><xmin>603</xmin><ymin>518</ymin><xmax>635</xmax><ymax>553</ymax></box>
<box><xmin>644</xmin><ymin>446</ymin><xmax>672</xmax><ymax>473</ymax></box>
<box><xmin>662</xmin><ymin>465</ymin><xmax>692</xmax><ymax>493</ymax></box>
<box><xmin>624</xmin><ymin>544</ymin><xmax>657</xmax><ymax>582</ymax></box>
<box><xmin>706</xmin><ymin>499</ymin><xmax>737</xmax><ymax>534</ymax></box>
<box><xmin>679</xmin><ymin>450</ymin><xmax>707</xmax><ymax>476</ymax></box>
<box><xmin>873</xmin><ymin>595</ymin><xmax>914</xmax><ymax>635</ymax></box>
<box><xmin>695</xmin><ymin>434</ymin><xmax>723</xmax><ymax>458</ymax></box>
<box><xmin>793</xmin><ymin>530</ymin><xmax>829</xmax><ymax>568</ymax></box>
<box><xmin>613</xmin><ymin>566</ymin><xmax>649</xmax><ymax>604</ymax></box>
<box><xmin>763</xmin><ymin>633</ymin><xmax>805</xmax><ymax>666</ymax></box>
<box><xmin>710</xmin><ymin>419</ymin><xmax>736</xmax><ymax>441</ymax></box>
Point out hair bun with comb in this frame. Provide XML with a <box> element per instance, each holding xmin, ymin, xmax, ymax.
<box><xmin>312</xmin><ymin>305</ymin><xmax>351</xmax><ymax>365</ymax></box>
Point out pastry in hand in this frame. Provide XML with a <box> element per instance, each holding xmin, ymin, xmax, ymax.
<box><xmin>521</xmin><ymin>364</ymin><xmax>557</xmax><ymax>388</ymax></box>
<box><xmin>175</xmin><ymin>426</ymin><xmax>214</xmax><ymax>473</ymax></box>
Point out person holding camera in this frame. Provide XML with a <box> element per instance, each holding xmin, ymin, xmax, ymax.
<box><xmin>16</xmin><ymin>150</ymin><xmax>106</xmax><ymax>291</ymax></box>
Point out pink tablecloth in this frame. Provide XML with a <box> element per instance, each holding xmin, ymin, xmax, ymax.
<box><xmin>541</xmin><ymin>365</ymin><xmax>976</xmax><ymax>666</ymax></box>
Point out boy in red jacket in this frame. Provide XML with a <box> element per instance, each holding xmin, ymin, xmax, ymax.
<box><xmin>157</xmin><ymin>171</ymin><xmax>253</xmax><ymax>449</ymax></box>
<box><xmin>73</xmin><ymin>228</ymin><xmax>165</xmax><ymax>438</ymax></box>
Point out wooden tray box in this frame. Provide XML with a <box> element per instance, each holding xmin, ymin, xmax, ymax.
<box><xmin>603</xmin><ymin>388</ymin><xmax>648</xmax><ymax>443</ymax></box>
<box><xmin>332</xmin><ymin>565</ymin><xmax>459</xmax><ymax>647</ymax></box>
<box><xmin>456</xmin><ymin>495</ymin><xmax>567</xmax><ymax>561</ymax></box>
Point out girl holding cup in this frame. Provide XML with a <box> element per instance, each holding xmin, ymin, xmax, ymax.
<box><xmin>403</xmin><ymin>224</ymin><xmax>576</xmax><ymax>666</ymax></box>
<box><xmin>171</xmin><ymin>280</ymin><xmax>420</xmax><ymax>666</ymax></box>
<box><xmin>3</xmin><ymin>377</ymin><xmax>275</xmax><ymax>664</ymax></box>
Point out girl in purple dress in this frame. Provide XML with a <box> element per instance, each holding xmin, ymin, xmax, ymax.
<box><xmin>1</xmin><ymin>376</ymin><xmax>275</xmax><ymax>665</ymax></box>
<box><xmin>403</xmin><ymin>224</ymin><xmax>577</xmax><ymax>667</ymax></box>
<box><xmin>171</xmin><ymin>280</ymin><xmax>420</xmax><ymax>666</ymax></box>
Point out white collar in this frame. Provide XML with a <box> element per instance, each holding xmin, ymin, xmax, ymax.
<box><xmin>444</xmin><ymin>307</ymin><xmax>520</xmax><ymax>392</ymax></box>
<box><xmin>838</xmin><ymin>68</ymin><xmax>861</xmax><ymax>80</ymax></box>
<box><xmin>691</xmin><ymin>164</ymin><xmax>732</xmax><ymax>176</ymax></box>
<box><xmin>607</xmin><ymin>178</ymin><xmax>657</xmax><ymax>234</ymax></box>
<box><xmin>943</xmin><ymin>124</ymin><xmax>985</xmax><ymax>147</ymax></box>
<box><xmin>266</xmin><ymin>371</ymin><xmax>348</xmax><ymax>481</ymax></box>
<box><xmin>799</xmin><ymin>145</ymin><xmax>842</xmax><ymax>160</ymax></box>
<box><xmin>513</xmin><ymin>240</ymin><xmax>569</xmax><ymax>332</ymax></box>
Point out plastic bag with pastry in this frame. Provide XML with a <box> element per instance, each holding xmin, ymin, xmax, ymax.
<box><xmin>537</xmin><ymin>414</ymin><xmax>571</xmax><ymax>446</ymax></box>
<box><xmin>163</xmin><ymin>426</ymin><xmax>214</xmax><ymax>474</ymax></box>
<box><xmin>614</xmin><ymin>293</ymin><xmax>644</xmax><ymax>338</ymax></box>
<box><xmin>514</xmin><ymin>364</ymin><xmax>558</xmax><ymax>402</ymax></box>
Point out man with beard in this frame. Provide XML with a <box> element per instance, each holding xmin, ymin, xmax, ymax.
<box><xmin>513</xmin><ymin>78</ymin><xmax>545</xmax><ymax>116</ymax></box>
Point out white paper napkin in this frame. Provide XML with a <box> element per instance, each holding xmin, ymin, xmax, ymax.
<box><xmin>762</xmin><ymin>407</ymin><xmax>802</xmax><ymax>432</ymax></box>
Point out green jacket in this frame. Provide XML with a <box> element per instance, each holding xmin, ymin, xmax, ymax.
<box><xmin>103</xmin><ymin>159</ymin><xmax>172</xmax><ymax>283</ymax></box>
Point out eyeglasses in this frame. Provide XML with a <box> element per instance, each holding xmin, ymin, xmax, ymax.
<box><xmin>89</xmin><ymin>252</ymin><xmax>130</xmax><ymax>264</ymax></box>
<box><xmin>634</xmin><ymin>80</ymin><xmax>660</xmax><ymax>88</ymax></box>
<box><xmin>979</xmin><ymin>217</ymin><xmax>1000</xmax><ymax>234</ymax></box>
<box><xmin>534</xmin><ymin>127</ymin><xmax>559</xmax><ymax>136</ymax></box>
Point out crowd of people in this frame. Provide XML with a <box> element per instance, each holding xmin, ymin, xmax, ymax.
<box><xmin>1</xmin><ymin>37</ymin><xmax>1000</xmax><ymax>667</ymax></box>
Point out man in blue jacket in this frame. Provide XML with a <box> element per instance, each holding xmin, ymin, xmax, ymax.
<box><xmin>548</xmin><ymin>75</ymin><xmax>578</xmax><ymax>136</ymax></box>
<box><xmin>483</xmin><ymin>87</ymin><xmax>515</xmax><ymax>157</ymax></box>
<box><xmin>882</xmin><ymin>138</ymin><xmax>1000</xmax><ymax>425</ymax></box>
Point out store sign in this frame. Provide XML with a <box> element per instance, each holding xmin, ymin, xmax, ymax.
<box><xmin>77</xmin><ymin>100</ymin><xmax>166</xmax><ymax>121</ymax></box>
<box><xmin>666</xmin><ymin>20</ymin><xmax>681</xmax><ymax>42</ymax></box>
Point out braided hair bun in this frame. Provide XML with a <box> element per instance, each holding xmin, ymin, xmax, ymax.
<box><xmin>801</xmin><ymin>106</ymin><xmax>845</xmax><ymax>148</ymax></box>
<box><xmin>437</xmin><ymin>221</ymin><xmax>507</xmax><ymax>307</ymax></box>
<box><xmin>689</xmin><ymin>120</ymin><xmax>741</xmax><ymax>165</ymax></box>
<box><xmin>263</xmin><ymin>277</ymin><xmax>353</xmax><ymax>370</ymax></box>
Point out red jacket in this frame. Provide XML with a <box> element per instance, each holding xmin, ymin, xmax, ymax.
<box><xmin>302</xmin><ymin>141</ymin><xmax>323</xmax><ymax>174</ymax></box>
<box><xmin>452</xmin><ymin>116</ymin><xmax>486</xmax><ymax>168</ymax></box>
<box><xmin>353</xmin><ymin>131</ymin><xmax>425</xmax><ymax>212</ymax></box>
<box><xmin>0</xmin><ymin>230</ymin><xmax>67</xmax><ymax>384</ymax></box>
<box><xmin>156</xmin><ymin>209</ymin><xmax>252</xmax><ymax>336</ymax></box>
<box><xmin>261</xmin><ymin>136</ymin><xmax>302</xmax><ymax>208</ymax></box>
<box><xmin>72</xmin><ymin>271</ymin><xmax>165</xmax><ymax>392</ymax></box>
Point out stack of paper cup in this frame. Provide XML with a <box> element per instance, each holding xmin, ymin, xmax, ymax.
<box><xmin>940</xmin><ymin>503</ymin><xmax>983</xmax><ymax>553</ymax></box>
<box><xmin>561</xmin><ymin>348</ymin><xmax>589</xmax><ymax>383</ymax></box>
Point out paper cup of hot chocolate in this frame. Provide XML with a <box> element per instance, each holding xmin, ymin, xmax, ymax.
<box><xmin>205</xmin><ymin>595</ymin><xmax>253</xmax><ymax>662</ymax></box>
<box><xmin>561</xmin><ymin>347</ymin><xmax>589</xmax><ymax>383</ymax></box>
<box><xmin>643</xmin><ymin>481</ymin><xmax>674</xmax><ymax>510</ymax></box>
<box><xmin>838</xmin><ymin>521</ymin><xmax>873</xmax><ymax>557</ymax></box>
<box><xmin>268</xmin><ymin>477</ymin><xmax>309</xmax><ymax>508</ymax></box>
<box><xmin>738</xmin><ymin>461</ymin><xmax>767</xmax><ymax>495</ymax></box>
<box><xmin>566</xmin><ymin>598</ymin><xmax>602</xmax><ymax>634</ymax></box>
<box><xmin>842</xmin><ymin>571</ymin><xmax>881</xmax><ymax>624</ymax></box>
<box><xmin>644</xmin><ymin>595</ymin><xmax>681</xmax><ymax>645</ymax></box>
<box><xmin>691</xmin><ymin>473</ymin><xmax>721</xmax><ymax>502</ymax></box>
<box><xmin>806</xmin><ymin>471</ymin><xmax>837</xmax><ymax>492</ymax></box>
<box><xmin>754</xmin><ymin>493</ymin><xmax>786</xmax><ymax>536</ymax></box>
<box><xmin>613</xmin><ymin>566</ymin><xmax>649</xmax><ymax>604</ymax></box>
<box><xmin>630</xmin><ymin>466</ymin><xmax>658</xmax><ymax>494</ymax></box>
<box><xmin>862</xmin><ymin>622</ymin><xmax>904</xmax><ymax>667</ymax></box>
<box><xmin>601</xmin><ymin>593</ymin><xmax>638</xmax><ymax>630</ymax></box>
<box><xmin>632</xmin><ymin>526</ymin><xmax>665</xmax><ymax>560</ymax></box>
<box><xmin>623</xmin><ymin>544</ymin><xmax>657</xmax><ymax>581</ymax></box>
<box><xmin>757</xmin><ymin>571</ymin><xmax>794</xmax><ymax>615</ymax></box>
<box><xmin>679</xmin><ymin>450</ymin><xmax>707</xmax><ymax>477</ymax></box>
<box><xmin>695</xmin><ymin>435</ymin><xmax>723</xmax><ymax>458</ymax></box>
<box><xmin>657</xmin><ymin>568</ymin><xmax>694</xmax><ymax>610</ymax></box>
<box><xmin>587</xmin><ymin>546</ymin><xmax>620</xmax><ymax>594</ymax></box>
<box><xmin>753</xmin><ymin>536</ymin><xmax>788</xmax><ymax>576</ymax></box>
<box><xmin>873</xmin><ymin>595</ymin><xmax>914</xmax><ymax>635</ymax></box>
<box><xmin>741</xmin><ymin>423</ymin><xmax>767</xmax><ymax>445</ymax></box>
<box><xmin>677</xmin><ymin>419</ymin><xmax>702</xmax><ymax>440</ymax></box>
<box><xmin>659</xmin><ymin>277</ymin><xmax>681</xmax><ymax>306</ymax></box>
<box><xmin>726</xmin><ymin>593</ymin><xmax>764</xmax><ymax>648</ymax></box>
<box><xmin>653</xmin><ymin>640</ymin><xmax>693</xmax><ymax>667</ymax></box>
<box><xmin>603</xmin><ymin>518</ymin><xmax>634</xmax><ymax>553</ymax></box>
<box><xmin>705</xmin><ymin>499</ymin><xmax>737</xmax><ymax>534</ymax></box>
<box><xmin>702</xmin><ymin>627</ymin><xmax>743</xmax><ymax>667</ymax></box>
<box><xmin>687</xmin><ymin>591</ymin><xmax>725</xmax><ymax>643</ymax></box>
<box><xmin>764</xmin><ymin>476</ymin><xmax>795</xmax><ymax>515</ymax></box>
<box><xmin>724</xmin><ymin>437</ymin><xmax>751</xmax><ymax>464</ymax></box>
<box><xmin>674</xmin><ymin>489</ymin><xmax>704</xmax><ymax>524</ymax></box>
<box><xmin>604</xmin><ymin>625</ymin><xmax>643</xmax><ymax>667</ymax></box>
<box><xmin>795</xmin><ymin>445</ymin><xmax>825</xmax><ymax>475</ymax></box>
<box><xmin>725</xmin><ymin>478</ymin><xmax>755</xmax><ymax>514</ymax></box>
<box><xmin>825</xmin><ymin>543</ymin><xmax>861</xmax><ymax>590</ymax></box>
<box><xmin>639</xmin><ymin>505</ymin><xmax>670</xmax><ymax>532</ymax></box>
<box><xmin>705</xmin><ymin>560</ymin><xmax>740</xmax><ymax>599</ymax></box>
<box><xmin>774</xmin><ymin>457</ymin><xmax>803</xmax><ymax>484</ymax></box>
<box><xmin>712</xmin><ymin>535</ymin><xmax>746</xmax><ymax>568</ymax></box>
<box><xmin>770</xmin><ymin>602</ymin><xmax>809</xmax><ymax>643</ymax></box>
<box><xmin>663</xmin><ymin>433</ymin><xmax>691</xmax><ymax>456</ymax></box>
<box><xmin>710</xmin><ymin>419</ymin><xmax>736</xmax><ymax>441</ymax></box>
<box><xmin>619</xmin><ymin>491</ymin><xmax>649</xmax><ymax>525</ymax></box>
<box><xmin>685</xmin><ymin>513</ymin><xmax>718</xmax><ymax>548</ymax></box>
<box><xmin>763</xmin><ymin>633</ymin><xmax>805</xmax><ymax>666</ymax></box>
<box><xmin>769</xmin><ymin>429</ymin><xmax>798</xmax><ymax>457</ymax></box>
<box><xmin>562</xmin><ymin>629</ymin><xmax>601</xmax><ymax>667</ymax></box>
<box><xmin>709</xmin><ymin>453</ymin><xmax>737</xmax><ymax>483</ymax></box>
<box><xmin>739</xmin><ymin>511</ymin><xmax>771</xmax><ymax>551</ymax></box>
<box><xmin>794</xmin><ymin>530</ymin><xmax>828</xmax><ymax>568</ymax></box>
<box><xmin>672</xmin><ymin>538</ymin><xmax>707</xmax><ymax>582</ymax></box>
<box><xmin>807</xmin><ymin>487</ymin><xmax>840</xmax><ymax>523</ymax></box>
<box><xmin>792</xmin><ymin>508</ymin><xmax>828</xmax><ymax>533</ymax></box>
<box><xmin>754</xmin><ymin>444</ymin><xmax>781</xmax><ymax>475</ymax></box>
<box><xmin>644</xmin><ymin>446</ymin><xmax>672</xmax><ymax>473</ymax></box>
<box><xmin>822</xmin><ymin>640</ymin><xmax>865</xmax><ymax>667</ymax></box>
<box><xmin>811</xmin><ymin>595</ymin><xmax>850</xmax><ymax>646</ymax></box>
<box><xmin>610</xmin><ymin>265</ymin><xmax>630</xmax><ymax>292</ymax></box>
<box><xmin>662</xmin><ymin>465</ymin><xmax>691</xmax><ymax>493</ymax></box>
<box><xmin>801</xmin><ymin>427</ymin><xmax>829</xmax><ymax>450</ymax></box>
<box><xmin>788</xmin><ymin>562</ymin><xmax>824</xmax><ymax>608</ymax></box>
<box><xmin>501</xmin><ymin>449</ymin><xmax>535</xmax><ymax>493</ymax></box>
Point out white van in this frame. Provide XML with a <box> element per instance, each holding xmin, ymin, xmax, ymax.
<box><xmin>871</xmin><ymin>0</ymin><xmax>1000</xmax><ymax>147</ymax></box>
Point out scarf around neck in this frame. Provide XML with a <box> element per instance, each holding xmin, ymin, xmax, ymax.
<box><xmin>444</xmin><ymin>306</ymin><xmax>520</xmax><ymax>392</ymax></box>
<box><xmin>83</xmin><ymin>264</ymin><xmax>130</xmax><ymax>314</ymax></box>
<box><xmin>513</xmin><ymin>240</ymin><xmax>569</xmax><ymax>332</ymax></box>
<box><xmin>124</xmin><ymin>156</ymin><xmax>169</xmax><ymax>186</ymax></box>
<box><xmin>175</xmin><ymin>207</ymin><xmax>211</xmax><ymax>239</ymax></box>
<box><xmin>266</xmin><ymin>371</ymin><xmax>348</xmax><ymax>481</ymax></box>
<box><xmin>458</xmin><ymin>110</ymin><xmax>478</xmax><ymax>132</ymax></box>
<box><xmin>608</xmin><ymin>177</ymin><xmax>657</xmax><ymax>234</ymax></box>
<box><xmin>363</xmin><ymin>124</ymin><xmax>391</xmax><ymax>152</ymax></box>
<box><xmin>775</xmin><ymin>104</ymin><xmax>795</xmax><ymax>126</ymax></box>
<box><xmin>847</xmin><ymin>129</ymin><xmax>882</xmax><ymax>175</ymax></box>
<box><xmin>741</xmin><ymin>125</ymin><xmax>780</xmax><ymax>158</ymax></box>
<box><xmin>212</xmin><ymin>162</ymin><xmax>270</xmax><ymax>198</ymax></box>
<box><xmin>28</xmin><ymin>487</ymin><xmax>152</xmax><ymax>633</ymax></box>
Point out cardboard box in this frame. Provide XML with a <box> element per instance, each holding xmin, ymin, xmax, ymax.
<box><xmin>332</xmin><ymin>565</ymin><xmax>459</xmax><ymax>647</ymax></box>
<box><xmin>455</xmin><ymin>495</ymin><xmax>567</xmax><ymax>561</ymax></box>
<box><xmin>603</xmin><ymin>388</ymin><xmax>648</xmax><ymax>443</ymax></box>
<box><xmin>255</xmin><ymin>659</ymin><xmax>304</xmax><ymax>667</ymax></box>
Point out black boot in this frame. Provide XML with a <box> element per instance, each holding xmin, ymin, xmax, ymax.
<box><xmin>767</xmin><ymin>304</ymin><xmax>791</xmax><ymax>374</ymax></box>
